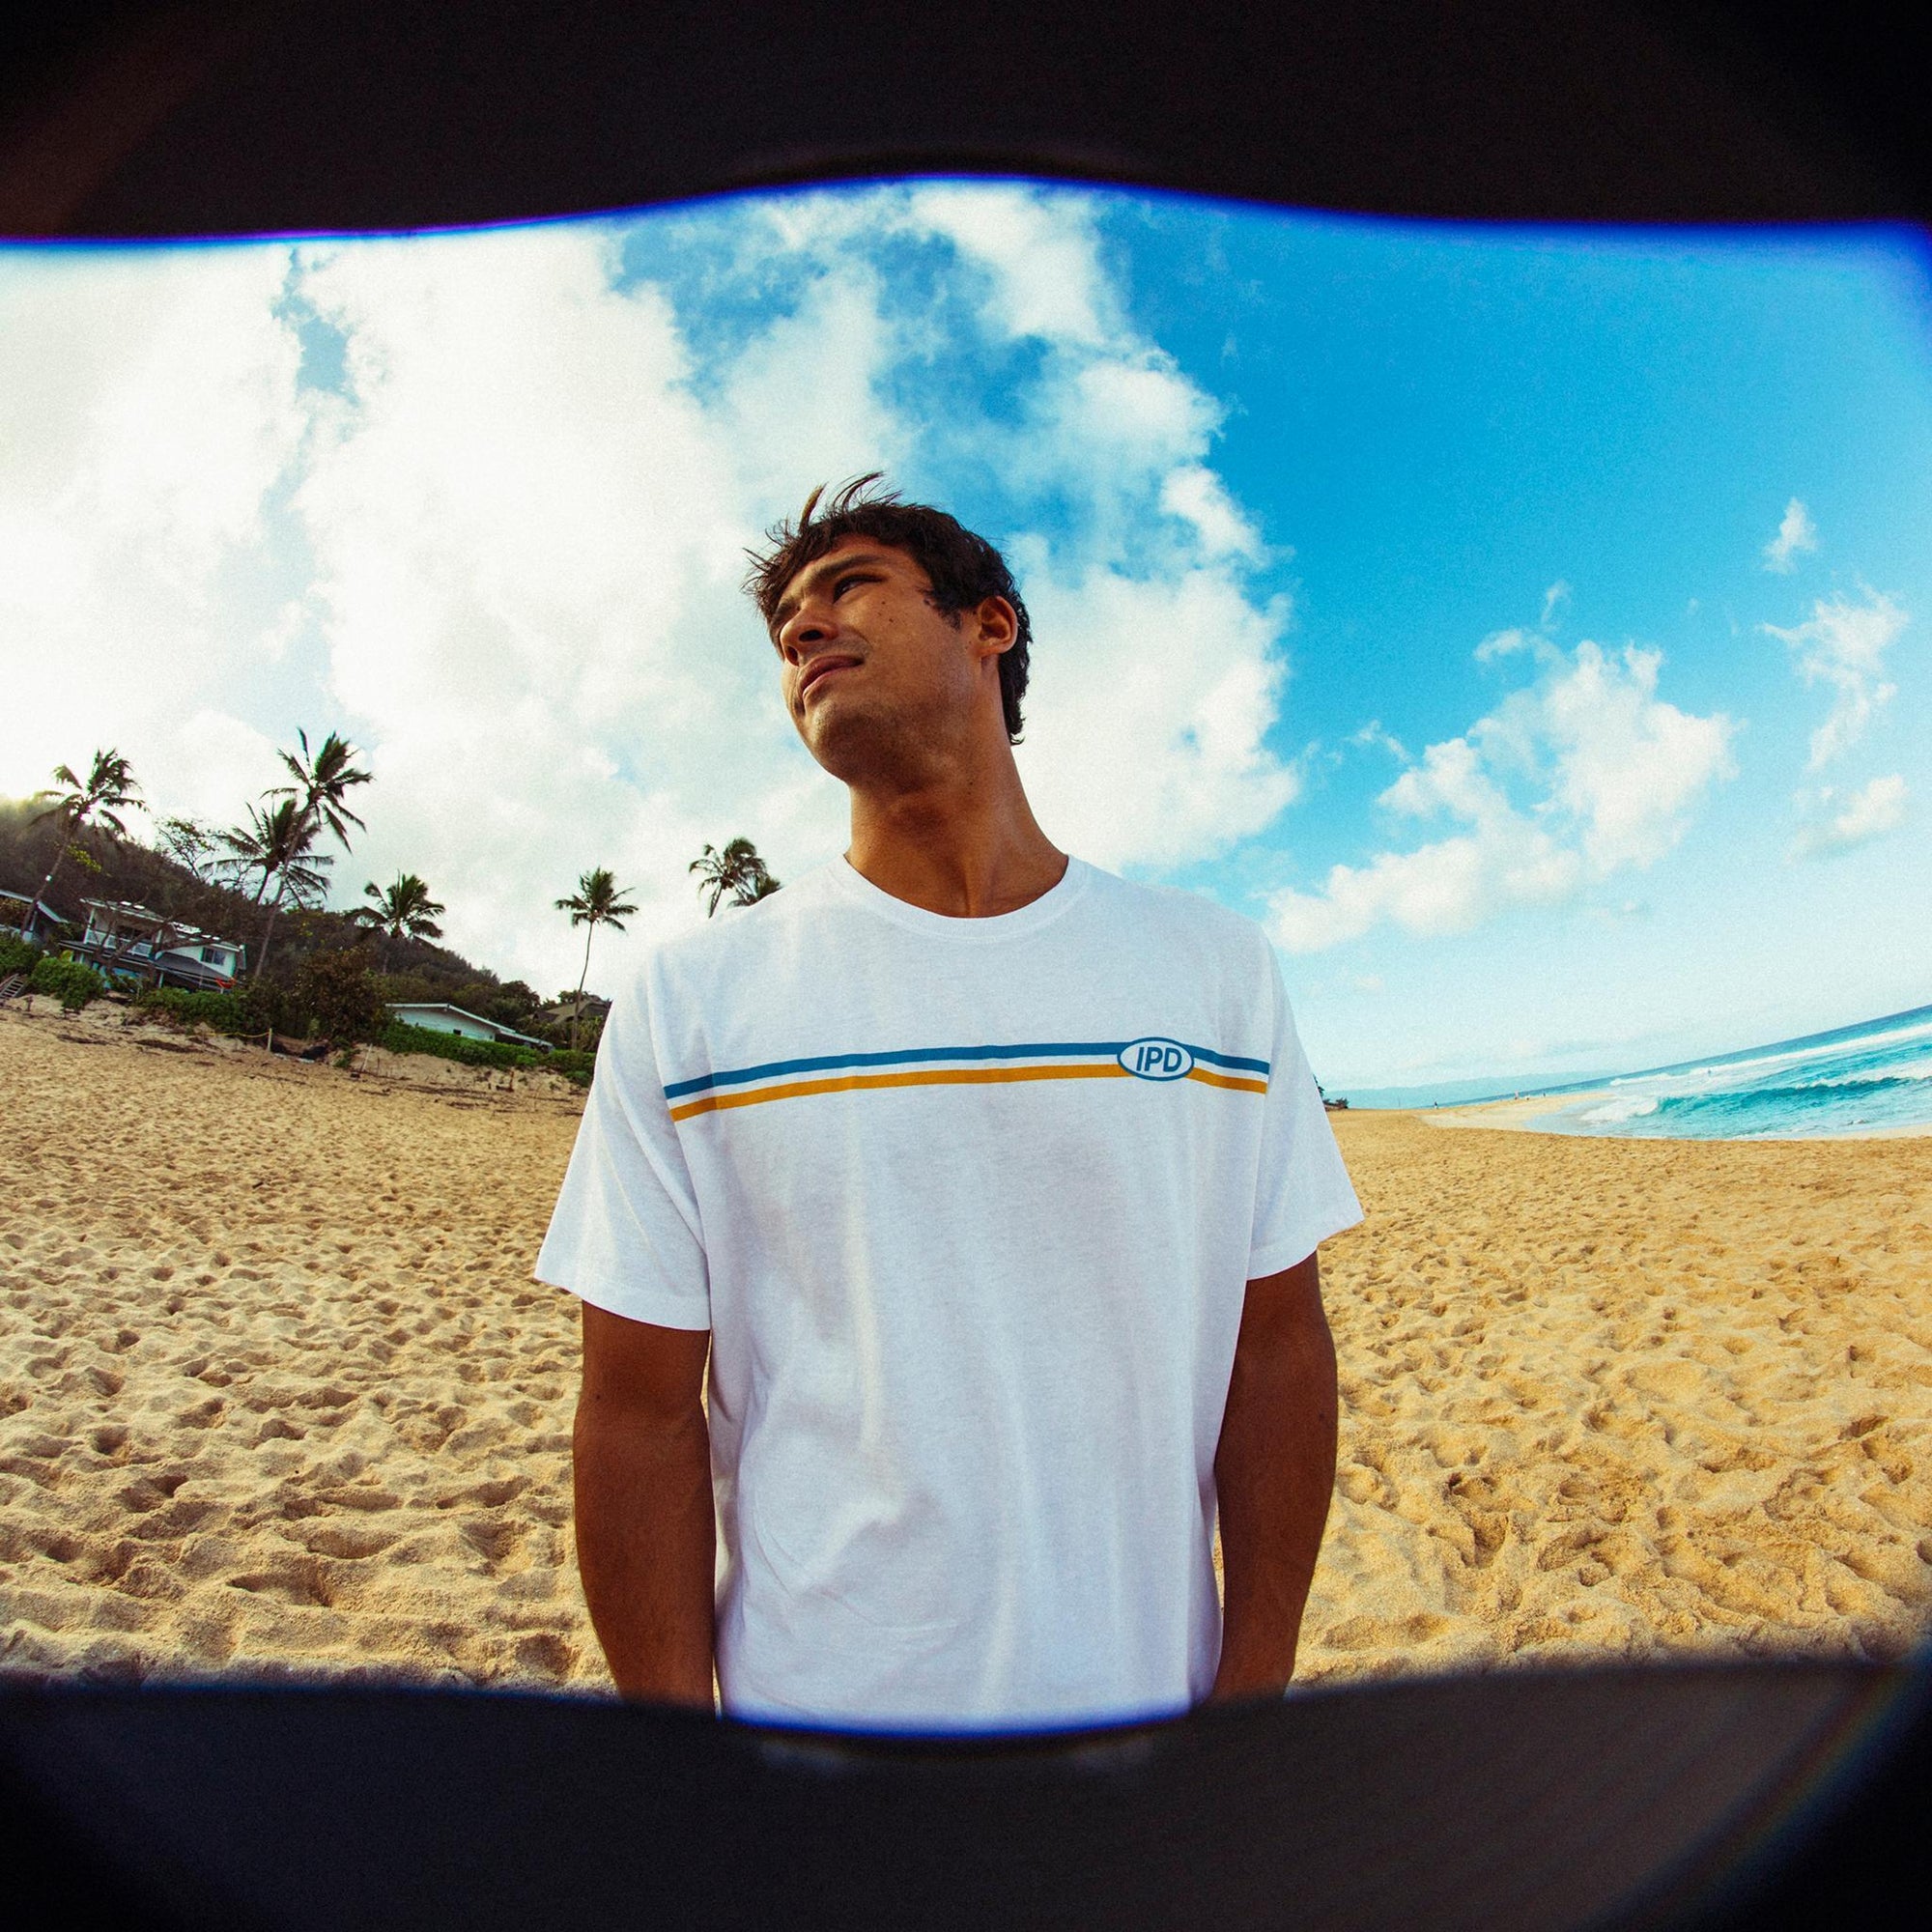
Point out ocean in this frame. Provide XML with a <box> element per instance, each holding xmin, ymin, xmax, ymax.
<box><xmin>1497</xmin><ymin>1003</ymin><xmax>1932</xmax><ymax>1141</ymax></box>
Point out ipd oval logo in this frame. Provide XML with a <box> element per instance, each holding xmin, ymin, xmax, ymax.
<box><xmin>1119</xmin><ymin>1037</ymin><xmax>1195</xmax><ymax>1082</ymax></box>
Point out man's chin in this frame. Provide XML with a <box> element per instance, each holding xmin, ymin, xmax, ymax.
<box><xmin>798</xmin><ymin>702</ymin><xmax>919</xmax><ymax>787</ymax></box>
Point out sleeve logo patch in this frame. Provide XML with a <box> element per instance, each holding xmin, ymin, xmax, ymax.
<box><xmin>1118</xmin><ymin>1037</ymin><xmax>1195</xmax><ymax>1081</ymax></box>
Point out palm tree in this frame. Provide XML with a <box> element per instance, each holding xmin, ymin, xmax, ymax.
<box><xmin>26</xmin><ymin>749</ymin><xmax>140</xmax><ymax>938</ymax></box>
<box><xmin>270</xmin><ymin>728</ymin><xmax>374</xmax><ymax>851</ymax></box>
<box><xmin>690</xmin><ymin>837</ymin><xmax>781</xmax><ymax>917</ymax></box>
<box><xmin>355</xmin><ymin>872</ymin><xmax>445</xmax><ymax>969</ymax></box>
<box><xmin>554</xmin><ymin>867</ymin><xmax>638</xmax><ymax>1048</ymax></box>
<box><xmin>225</xmin><ymin>727</ymin><xmax>370</xmax><ymax>985</ymax></box>
<box><xmin>219</xmin><ymin>798</ymin><xmax>332</xmax><ymax>980</ymax></box>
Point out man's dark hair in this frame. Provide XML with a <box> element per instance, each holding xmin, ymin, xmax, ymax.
<box><xmin>745</xmin><ymin>474</ymin><xmax>1032</xmax><ymax>742</ymax></box>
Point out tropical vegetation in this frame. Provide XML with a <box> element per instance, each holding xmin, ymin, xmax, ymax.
<box><xmin>29</xmin><ymin>953</ymin><xmax>109</xmax><ymax>1011</ymax></box>
<box><xmin>154</xmin><ymin>815</ymin><xmax>224</xmax><ymax>883</ymax></box>
<box><xmin>355</xmin><ymin>872</ymin><xmax>445</xmax><ymax>968</ymax></box>
<box><xmin>0</xmin><ymin>792</ymin><xmax>548</xmax><ymax>1048</ymax></box>
<box><xmin>274</xmin><ymin>728</ymin><xmax>374</xmax><ymax>850</ymax></box>
<box><xmin>219</xmin><ymin>796</ymin><xmax>332</xmax><ymax>980</ymax></box>
<box><xmin>554</xmin><ymin>867</ymin><xmax>637</xmax><ymax>1047</ymax></box>
<box><xmin>133</xmin><ymin>986</ymin><xmax>250</xmax><ymax>1034</ymax></box>
<box><xmin>295</xmin><ymin>948</ymin><xmax>386</xmax><ymax>1046</ymax></box>
<box><xmin>27</xmin><ymin>750</ymin><xmax>140</xmax><ymax>940</ymax></box>
<box><xmin>220</xmin><ymin>728</ymin><xmax>373</xmax><ymax>981</ymax></box>
<box><xmin>4</xmin><ymin>750</ymin><xmax>793</xmax><ymax>1078</ymax></box>
<box><xmin>378</xmin><ymin>1017</ymin><xmax>596</xmax><ymax>1084</ymax></box>
<box><xmin>691</xmin><ymin>837</ymin><xmax>781</xmax><ymax>916</ymax></box>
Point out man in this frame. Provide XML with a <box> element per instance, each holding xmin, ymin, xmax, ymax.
<box><xmin>536</xmin><ymin>476</ymin><xmax>1361</xmax><ymax>1730</ymax></box>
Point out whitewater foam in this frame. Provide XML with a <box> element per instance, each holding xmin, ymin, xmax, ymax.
<box><xmin>1576</xmin><ymin>1095</ymin><xmax>1660</xmax><ymax>1124</ymax></box>
<box><xmin>1514</xmin><ymin>1004</ymin><xmax>1932</xmax><ymax>1141</ymax></box>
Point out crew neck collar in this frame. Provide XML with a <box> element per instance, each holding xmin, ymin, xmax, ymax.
<box><xmin>827</xmin><ymin>853</ymin><xmax>1090</xmax><ymax>941</ymax></box>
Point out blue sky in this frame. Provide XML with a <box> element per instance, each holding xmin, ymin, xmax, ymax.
<box><xmin>2</xmin><ymin>185</ymin><xmax>1927</xmax><ymax>1090</ymax></box>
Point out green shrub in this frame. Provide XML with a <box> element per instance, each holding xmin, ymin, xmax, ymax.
<box><xmin>238</xmin><ymin>980</ymin><xmax>287</xmax><ymax>1037</ymax></box>
<box><xmin>295</xmin><ymin>948</ymin><xmax>384</xmax><ymax>1045</ymax></box>
<box><xmin>380</xmin><ymin>1020</ymin><xmax>541</xmax><ymax>1069</ymax></box>
<box><xmin>133</xmin><ymin>981</ymin><xmax>287</xmax><ymax>1037</ymax></box>
<box><xmin>137</xmin><ymin>986</ymin><xmax>251</xmax><ymax>1035</ymax></box>
<box><xmin>0</xmin><ymin>932</ymin><xmax>42</xmax><ymax>978</ymax></box>
<box><xmin>378</xmin><ymin>1020</ymin><xmax>593</xmax><ymax>1085</ymax></box>
<box><xmin>30</xmin><ymin>953</ymin><xmax>108</xmax><ymax>1011</ymax></box>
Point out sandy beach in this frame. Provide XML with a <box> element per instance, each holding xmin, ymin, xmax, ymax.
<box><xmin>0</xmin><ymin>1001</ymin><xmax>594</xmax><ymax>1690</ymax></box>
<box><xmin>3</xmin><ymin>1005</ymin><xmax>1928</xmax><ymax>1695</ymax></box>
<box><xmin>1304</xmin><ymin>1106</ymin><xmax>1931</xmax><ymax>1680</ymax></box>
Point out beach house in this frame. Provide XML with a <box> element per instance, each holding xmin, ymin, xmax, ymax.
<box><xmin>537</xmin><ymin>991</ymin><xmax>611</xmax><ymax>1037</ymax></box>
<box><xmin>0</xmin><ymin>887</ymin><xmax>66</xmax><ymax>937</ymax></box>
<box><xmin>69</xmin><ymin>899</ymin><xmax>247</xmax><ymax>992</ymax></box>
<box><xmin>384</xmin><ymin>1003</ymin><xmax>553</xmax><ymax>1053</ymax></box>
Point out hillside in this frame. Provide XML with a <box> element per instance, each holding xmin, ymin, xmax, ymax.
<box><xmin>0</xmin><ymin>798</ymin><xmax>576</xmax><ymax>1040</ymax></box>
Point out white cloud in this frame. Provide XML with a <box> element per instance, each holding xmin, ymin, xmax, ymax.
<box><xmin>1472</xmin><ymin>625</ymin><xmax>1541</xmax><ymax>665</ymax></box>
<box><xmin>0</xmin><ymin>187</ymin><xmax>1300</xmax><ymax>994</ymax></box>
<box><xmin>290</xmin><ymin>223</ymin><xmax>866</xmax><ymax>985</ymax></box>
<box><xmin>904</xmin><ymin>184</ymin><xmax>1111</xmax><ymax>347</ymax></box>
<box><xmin>1790</xmin><ymin>774</ymin><xmax>1908</xmax><ymax>860</ymax></box>
<box><xmin>1270</xmin><ymin>639</ymin><xmax>1734</xmax><ymax>952</ymax></box>
<box><xmin>160</xmin><ymin>711</ymin><xmax>287</xmax><ymax>828</ymax></box>
<box><xmin>1531</xmin><ymin>642</ymin><xmax>1736</xmax><ymax>869</ymax></box>
<box><xmin>0</xmin><ymin>245</ymin><xmax>305</xmax><ymax>805</ymax></box>
<box><xmin>1349</xmin><ymin>721</ymin><xmax>1408</xmax><ymax>762</ymax></box>
<box><xmin>1159</xmin><ymin>465</ymin><xmax>1264</xmax><ymax>561</ymax></box>
<box><xmin>712</xmin><ymin>260</ymin><xmax>908</xmax><ymax>508</ymax></box>
<box><xmin>1015</xmin><ymin>559</ymin><xmax>1296</xmax><ymax>869</ymax></box>
<box><xmin>1057</xmin><ymin>354</ymin><xmax>1220</xmax><ymax>470</ymax></box>
<box><xmin>1762</xmin><ymin>497</ymin><xmax>1817</xmax><ymax>573</ymax></box>
<box><xmin>1477</xmin><ymin>582</ymin><xmax>1568</xmax><ymax>666</ymax></box>
<box><xmin>1763</xmin><ymin>588</ymin><xmax>1907</xmax><ymax>769</ymax></box>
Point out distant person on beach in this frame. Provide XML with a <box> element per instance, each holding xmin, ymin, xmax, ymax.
<box><xmin>537</xmin><ymin>476</ymin><xmax>1361</xmax><ymax>1729</ymax></box>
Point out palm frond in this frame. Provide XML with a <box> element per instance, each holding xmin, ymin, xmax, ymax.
<box><xmin>355</xmin><ymin>872</ymin><xmax>445</xmax><ymax>943</ymax></box>
<box><xmin>272</xmin><ymin>727</ymin><xmax>374</xmax><ymax>850</ymax></box>
<box><xmin>691</xmin><ymin>836</ymin><xmax>780</xmax><ymax>916</ymax></box>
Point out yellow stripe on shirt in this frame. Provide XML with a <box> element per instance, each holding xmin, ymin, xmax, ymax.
<box><xmin>669</xmin><ymin>1060</ymin><xmax>1126</xmax><ymax>1121</ymax></box>
<box><xmin>1186</xmin><ymin>1066</ymin><xmax>1269</xmax><ymax>1094</ymax></box>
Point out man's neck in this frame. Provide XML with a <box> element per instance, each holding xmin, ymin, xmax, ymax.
<box><xmin>845</xmin><ymin>748</ymin><xmax>1066</xmax><ymax>920</ymax></box>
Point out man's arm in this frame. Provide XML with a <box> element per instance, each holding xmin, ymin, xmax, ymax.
<box><xmin>573</xmin><ymin>1301</ymin><xmax>716</xmax><ymax>1705</ymax></box>
<box><xmin>1209</xmin><ymin>1252</ymin><xmax>1339</xmax><ymax>1700</ymax></box>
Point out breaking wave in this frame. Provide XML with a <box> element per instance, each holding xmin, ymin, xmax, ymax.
<box><xmin>1523</xmin><ymin>1004</ymin><xmax>1932</xmax><ymax>1141</ymax></box>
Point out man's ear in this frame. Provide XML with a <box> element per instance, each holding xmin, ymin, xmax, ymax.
<box><xmin>974</xmin><ymin>595</ymin><xmax>1019</xmax><ymax>657</ymax></box>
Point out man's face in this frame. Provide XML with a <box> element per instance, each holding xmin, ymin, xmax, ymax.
<box><xmin>770</xmin><ymin>537</ymin><xmax>1002</xmax><ymax>783</ymax></box>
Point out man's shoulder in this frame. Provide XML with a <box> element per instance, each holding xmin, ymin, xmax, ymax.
<box><xmin>643</xmin><ymin>861</ymin><xmax>838</xmax><ymax>980</ymax></box>
<box><xmin>1078</xmin><ymin>864</ymin><xmax>1273</xmax><ymax>962</ymax></box>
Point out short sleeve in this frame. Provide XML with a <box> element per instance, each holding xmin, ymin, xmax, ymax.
<box><xmin>1246</xmin><ymin>949</ymin><xmax>1364</xmax><ymax>1279</ymax></box>
<box><xmin>532</xmin><ymin>967</ymin><xmax>712</xmax><ymax>1329</ymax></box>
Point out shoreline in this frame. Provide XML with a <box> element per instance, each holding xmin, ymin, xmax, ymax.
<box><xmin>1407</xmin><ymin>1094</ymin><xmax>1932</xmax><ymax>1141</ymax></box>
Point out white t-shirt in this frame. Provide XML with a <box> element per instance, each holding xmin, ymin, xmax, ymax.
<box><xmin>536</xmin><ymin>856</ymin><xmax>1361</xmax><ymax>1730</ymax></box>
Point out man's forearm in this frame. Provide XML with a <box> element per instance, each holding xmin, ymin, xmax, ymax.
<box><xmin>1210</xmin><ymin>1261</ymin><xmax>1339</xmax><ymax>1699</ymax></box>
<box><xmin>573</xmin><ymin>1402</ymin><xmax>716</xmax><ymax>1704</ymax></box>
